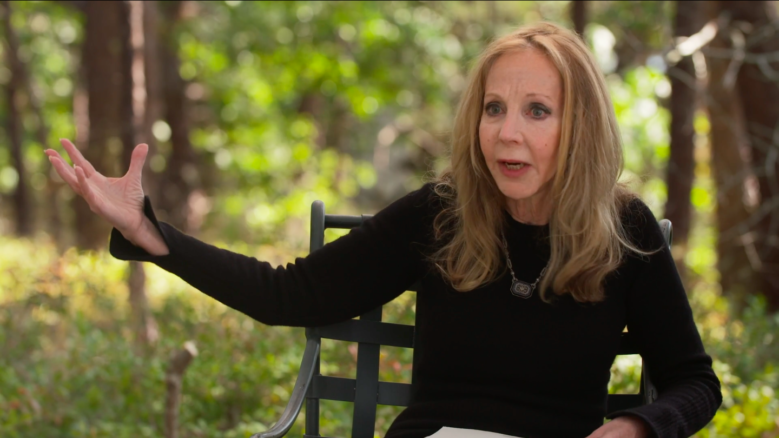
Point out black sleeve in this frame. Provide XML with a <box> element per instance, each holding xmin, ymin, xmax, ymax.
<box><xmin>109</xmin><ymin>184</ymin><xmax>438</xmax><ymax>327</ymax></box>
<box><xmin>605</xmin><ymin>199</ymin><xmax>722</xmax><ymax>437</ymax></box>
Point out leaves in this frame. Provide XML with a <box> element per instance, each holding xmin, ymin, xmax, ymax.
<box><xmin>2</xmin><ymin>1</ymin><xmax>778</xmax><ymax>437</ymax></box>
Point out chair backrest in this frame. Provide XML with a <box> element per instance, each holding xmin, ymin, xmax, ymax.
<box><xmin>299</xmin><ymin>201</ymin><xmax>672</xmax><ymax>438</ymax></box>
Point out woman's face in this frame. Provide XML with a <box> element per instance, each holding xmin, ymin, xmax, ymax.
<box><xmin>479</xmin><ymin>48</ymin><xmax>563</xmax><ymax>217</ymax></box>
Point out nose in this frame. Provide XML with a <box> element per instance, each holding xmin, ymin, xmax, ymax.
<box><xmin>497</xmin><ymin>110</ymin><xmax>525</xmax><ymax>146</ymax></box>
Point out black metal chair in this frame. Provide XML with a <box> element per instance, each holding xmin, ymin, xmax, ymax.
<box><xmin>252</xmin><ymin>201</ymin><xmax>673</xmax><ymax>438</ymax></box>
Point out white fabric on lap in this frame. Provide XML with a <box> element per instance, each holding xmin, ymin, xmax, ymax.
<box><xmin>426</xmin><ymin>427</ymin><xmax>521</xmax><ymax>438</ymax></box>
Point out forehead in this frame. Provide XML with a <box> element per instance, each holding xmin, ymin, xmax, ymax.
<box><xmin>484</xmin><ymin>48</ymin><xmax>562</xmax><ymax>99</ymax></box>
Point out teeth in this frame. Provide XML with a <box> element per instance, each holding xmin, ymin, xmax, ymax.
<box><xmin>505</xmin><ymin>163</ymin><xmax>525</xmax><ymax>170</ymax></box>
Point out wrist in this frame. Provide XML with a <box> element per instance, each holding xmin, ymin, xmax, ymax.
<box><xmin>621</xmin><ymin>415</ymin><xmax>651</xmax><ymax>438</ymax></box>
<box><xmin>123</xmin><ymin>217</ymin><xmax>169</xmax><ymax>256</ymax></box>
<box><xmin>119</xmin><ymin>227</ymin><xmax>140</xmax><ymax>246</ymax></box>
<box><xmin>118</xmin><ymin>218</ymin><xmax>146</xmax><ymax>246</ymax></box>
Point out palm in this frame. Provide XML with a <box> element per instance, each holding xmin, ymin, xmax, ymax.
<box><xmin>88</xmin><ymin>173</ymin><xmax>144</xmax><ymax>232</ymax></box>
<box><xmin>45</xmin><ymin>139</ymin><xmax>148</xmax><ymax>236</ymax></box>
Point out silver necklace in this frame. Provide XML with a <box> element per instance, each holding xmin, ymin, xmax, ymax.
<box><xmin>501</xmin><ymin>232</ymin><xmax>549</xmax><ymax>299</ymax></box>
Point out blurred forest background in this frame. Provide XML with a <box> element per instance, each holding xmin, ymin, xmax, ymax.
<box><xmin>1</xmin><ymin>1</ymin><xmax>779</xmax><ymax>437</ymax></box>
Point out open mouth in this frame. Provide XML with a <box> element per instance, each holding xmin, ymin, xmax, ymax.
<box><xmin>500</xmin><ymin>160</ymin><xmax>528</xmax><ymax>170</ymax></box>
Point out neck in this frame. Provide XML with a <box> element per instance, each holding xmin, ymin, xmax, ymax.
<box><xmin>505</xmin><ymin>195</ymin><xmax>552</xmax><ymax>225</ymax></box>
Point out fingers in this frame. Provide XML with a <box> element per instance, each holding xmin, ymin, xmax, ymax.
<box><xmin>45</xmin><ymin>148</ymin><xmax>76</xmax><ymax>177</ymax></box>
<box><xmin>59</xmin><ymin>138</ymin><xmax>97</xmax><ymax>178</ymax></box>
<box><xmin>127</xmin><ymin>143</ymin><xmax>148</xmax><ymax>178</ymax></box>
<box><xmin>47</xmin><ymin>154</ymin><xmax>82</xmax><ymax>196</ymax></box>
<box><xmin>44</xmin><ymin>147</ymin><xmax>73</xmax><ymax>168</ymax></box>
<box><xmin>75</xmin><ymin>165</ymin><xmax>97</xmax><ymax>210</ymax></box>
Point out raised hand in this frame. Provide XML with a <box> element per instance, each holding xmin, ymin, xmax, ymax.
<box><xmin>45</xmin><ymin>138</ymin><xmax>149</xmax><ymax>240</ymax></box>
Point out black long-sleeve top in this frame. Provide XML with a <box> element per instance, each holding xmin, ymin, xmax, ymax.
<box><xmin>109</xmin><ymin>183</ymin><xmax>721</xmax><ymax>438</ymax></box>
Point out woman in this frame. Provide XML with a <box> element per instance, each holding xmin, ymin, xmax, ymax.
<box><xmin>46</xmin><ymin>22</ymin><xmax>721</xmax><ymax>438</ymax></box>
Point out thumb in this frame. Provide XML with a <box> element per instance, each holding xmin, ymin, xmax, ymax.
<box><xmin>128</xmin><ymin>143</ymin><xmax>149</xmax><ymax>178</ymax></box>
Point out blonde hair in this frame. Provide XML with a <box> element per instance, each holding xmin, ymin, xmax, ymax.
<box><xmin>431</xmin><ymin>22</ymin><xmax>646</xmax><ymax>303</ymax></box>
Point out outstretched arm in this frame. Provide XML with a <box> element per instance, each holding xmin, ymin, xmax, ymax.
<box><xmin>46</xmin><ymin>137</ymin><xmax>437</xmax><ymax>327</ymax></box>
<box><xmin>109</xmin><ymin>185</ymin><xmax>436</xmax><ymax>327</ymax></box>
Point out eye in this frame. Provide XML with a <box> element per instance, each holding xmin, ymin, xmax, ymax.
<box><xmin>485</xmin><ymin>102</ymin><xmax>502</xmax><ymax>116</ymax></box>
<box><xmin>529</xmin><ymin>104</ymin><xmax>550</xmax><ymax>119</ymax></box>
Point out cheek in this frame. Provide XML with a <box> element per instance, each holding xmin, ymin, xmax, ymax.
<box><xmin>536</xmin><ymin>125</ymin><xmax>561</xmax><ymax>176</ymax></box>
<box><xmin>543</xmin><ymin>146</ymin><xmax>559</xmax><ymax>177</ymax></box>
<box><xmin>478</xmin><ymin>123</ymin><xmax>495</xmax><ymax>160</ymax></box>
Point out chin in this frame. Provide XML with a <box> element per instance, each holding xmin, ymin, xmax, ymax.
<box><xmin>495</xmin><ymin>180</ymin><xmax>540</xmax><ymax>202</ymax></box>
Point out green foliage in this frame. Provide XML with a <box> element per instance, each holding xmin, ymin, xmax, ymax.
<box><xmin>2</xmin><ymin>1</ymin><xmax>778</xmax><ymax>437</ymax></box>
<box><xmin>174</xmin><ymin>0</ymin><xmax>488</xmax><ymax>242</ymax></box>
<box><xmin>607</xmin><ymin>64</ymin><xmax>672</xmax><ymax>212</ymax></box>
<box><xmin>0</xmin><ymin>233</ymin><xmax>296</xmax><ymax>437</ymax></box>
<box><xmin>0</xmin><ymin>1</ymin><xmax>79</xmax><ymax>199</ymax></box>
<box><xmin>0</xmin><ymin>232</ymin><xmax>418</xmax><ymax>437</ymax></box>
<box><xmin>3</xmin><ymin>229</ymin><xmax>778</xmax><ymax>437</ymax></box>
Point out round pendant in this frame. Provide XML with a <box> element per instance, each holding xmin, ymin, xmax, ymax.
<box><xmin>511</xmin><ymin>279</ymin><xmax>533</xmax><ymax>299</ymax></box>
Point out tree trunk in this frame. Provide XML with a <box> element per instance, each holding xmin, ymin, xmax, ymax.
<box><xmin>705</xmin><ymin>14</ymin><xmax>763</xmax><ymax>311</ymax></box>
<box><xmin>4</xmin><ymin>2</ymin><xmax>60</xmax><ymax>243</ymax></box>
<box><xmin>123</xmin><ymin>0</ymin><xmax>159</xmax><ymax>347</ymax></box>
<box><xmin>72</xmin><ymin>59</ymin><xmax>89</xmax><ymax>248</ymax></box>
<box><xmin>570</xmin><ymin>1</ymin><xmax>587</xmax><ymax>37</ymax></box>
<box><xmin>28</xmin><ymin>78</ymin><xmax>62</xmax><ymax>246</ymax></box>
<box><xmin>76</xmin><ymin>0</ymin><xmax>127</xmax><ymax>250</ymax></box>
<box><xmin>143</xmin><ymin>0</ymin><xmax>162</xmax><ymax>179</ymax></box>
<box><xmin>157</xmin><ymin>1</ymin><xmax>199</xmax><ymax>233</ymax></box>
<box><xmin>664</xmin><ymin>1</ymin><xmax>703</xmax><ymax>253</ymax></box>
<box><xmin>1</xmin><ymin>0</ymin><xmax>33</xmax><ymax>236</ymax></box>
<box><xmin>719</xmin><ymin>1</ymin><xmax>779</xmax><ymax>311</ymax></box>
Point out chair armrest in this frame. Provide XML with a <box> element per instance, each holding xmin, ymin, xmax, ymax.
<box><xmin>658</xmin><ymin>219</ymin><xmax>673</xmax><ymax>248</ymax></box>
<box><xmin>251</xmin><ymin>339</ymin><xmax>321</xmax><ymax>438</ymax></box>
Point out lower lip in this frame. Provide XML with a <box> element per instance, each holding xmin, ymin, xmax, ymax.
<box><xmin>499</xmin><ymin>162</ymin><xmax>530</xmax><ymax>177</ymax></box>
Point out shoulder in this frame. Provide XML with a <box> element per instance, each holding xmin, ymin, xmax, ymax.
<box><xmin>617</xmin><ymin>194</ymin><xmax>667</xmax><ymax>253</ymax></box>
<box><xmin>619</xmin><ymin>194</ymin><xmax>656</xmax><ymax>228</ymax></box>
<box><xmin>365</xmin><ymin>182</ymin><xmax>443</xmax><ymax>240</ymax></box>
<box><xmin>381</xmin><ymin>182</ymin><xmax>442</xmax><ymax>215</ymax></box>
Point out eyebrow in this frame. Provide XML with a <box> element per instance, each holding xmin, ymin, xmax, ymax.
<box><xmin>483</xmin><ymin>91</ymin><xmax>554</xmax><ymax>101</ymax></box>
